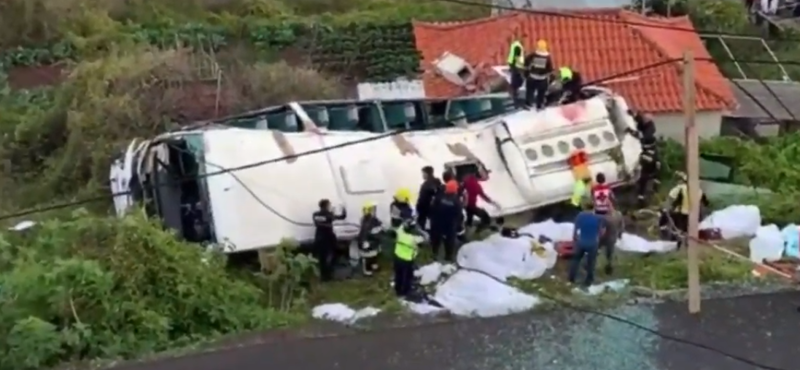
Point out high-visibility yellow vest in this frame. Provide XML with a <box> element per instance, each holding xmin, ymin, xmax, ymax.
<box><xmin>394</xmin><ymin>228</ymin><xmax>418</xmax><ymax>261</ymax></box>
<box><xmin>559</xmin><ymin>67</ymin><xmax>573</xmax><ymax>81</ymax></box>
<box><xmin>507</xmin><ymin>41</ymin><xmax>524</xmax><ymax>68</ymax></box>
<box><xmin>570</xmin><ymin>181</ymin><xmax>587</xmax><ymax>206</ymax></box>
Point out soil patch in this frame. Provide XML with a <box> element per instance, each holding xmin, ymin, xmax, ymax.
<box><xmin>6</xmin><ymin>64</ymin><xmax>66</xmax><ymax>89</ymax></box>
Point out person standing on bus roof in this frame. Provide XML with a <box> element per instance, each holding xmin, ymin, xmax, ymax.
<box><xmin>558</xmin><ymin>66</ymin><xmax>584</xmax><ymax>104</ymax></box>
<box><xmin>507</xmin><ymin>39</ymin><xmax>526</xmax><ymax>107</ymax></box>
<box><xmin>524</xmin><ymin>39</ymin><xmax>553</xmax><ymax>110</ymax></box>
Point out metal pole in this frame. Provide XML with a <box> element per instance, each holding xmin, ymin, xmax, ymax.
<box><xmin>683</xmin><ymin>50</ymin><xmax>701</xmax><ymax>314</ymax></box>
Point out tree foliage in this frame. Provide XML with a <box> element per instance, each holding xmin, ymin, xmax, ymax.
<box><xmin>0</xmin><ymin>210</ymin><xmax>312</xmax><ymax>370</ymax></box>
<box><xmin>659</xmin><ymin>133</ymin><xmax>800</xmax><ymax>226</ymax></box>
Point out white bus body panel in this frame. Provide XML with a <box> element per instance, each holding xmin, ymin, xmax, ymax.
<box><xmin>200</xmin><ymin>97</ymin><xmax>642</xmax><ymax>252</ymax></box>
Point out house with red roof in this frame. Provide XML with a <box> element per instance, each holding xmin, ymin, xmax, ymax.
<box><xmin>412</xmin><ymin>8</ymin><xmax>738</xmax><ymax>141</ymax></box>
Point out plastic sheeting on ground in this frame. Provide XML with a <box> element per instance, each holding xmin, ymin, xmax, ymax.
<box><xmin>314</xmin><ymin>218</ymin><xmax>679</xmax><ymax>322</ymax></box>
<box><xmin>700</xmin><ymin>205</ymin><xmax>800</xmax><ymax>264</ymax></box>
<box><xmin>314</xmin><ymin>207</ymin><xmax>780</xmax><ymax>322</ymax></box>
<box><xmin>701</xmin><ymin>205</ymin><xmax>762</xmax><ymax>239</ymax></box>
<box><xmin>311</xmin><ymin>303</ymin><xmax>380</xmax><ymax>324</ymax></box>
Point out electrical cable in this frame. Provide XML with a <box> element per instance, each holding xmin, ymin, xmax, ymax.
<box><xmin>455</xmin><ymin>261</ymin><xmax>788</xmax><ymax>370</ymax></box>
<box><xmin>432</xmin><ymin>0</ymin><xmax>800</xmax><ymax>43</ymax></box>
<box><xmin>0</xmin><ymin>58</ymin><xmax>682</xmax><ymax>222</ymax></box>
<box><xmin>738</xmin><ymin>62</ymin><xmax>798</xmax><ymax>122</ymax></box>
<box><xmin>412</xmin><ymin>3</ymin><xmax>796</xmax><ymax>369</ymax></box>
<box><xmin>0</xmin><ymin>14</ymin><xmax>792</xmax><ymax>369</ymax></box>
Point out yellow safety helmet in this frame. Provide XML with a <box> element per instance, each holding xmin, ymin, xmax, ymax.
<box><xmin>536</xmin><ymin>39</ymin><xmax>548</xmax><ymax>52</ymax></box>
<box><xmin>394</xmin><ymin>188</ymin><xmax>412</xmax><ymax>203</ymax></box>
<box><xmin>362</xmin><ymin>201</ymin><xmax>376</xmax><ymax>214</ymax></box>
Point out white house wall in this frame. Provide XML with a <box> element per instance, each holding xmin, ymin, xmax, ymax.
<box><xmin>202</xmin><ymin>97</ymin><xmax>642</xmax><ymax>252</ymax></box>
<box><xmin>653</xmin><ymin>111</ymin><xmax>723</xmax><ymax>143</ymax></box>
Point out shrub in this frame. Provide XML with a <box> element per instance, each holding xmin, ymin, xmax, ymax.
<box><xmin>0</xmin><ymin>209</ymin><xmax>304</xmax><ymax>370</ymax></box>
<box><xmin>225</xmin><ymin>60</ymin><xmax>346</xmax><ymax>111</ymax></box>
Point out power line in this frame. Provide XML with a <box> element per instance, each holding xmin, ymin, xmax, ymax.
<box><xmin>0</xmin><ymin>58</ymin><xmax>678</xmax><ymax>222</ymax></box>
<box><xmin>435</xmin><ymin>0</ymin><xmax>800</xmax><ymax>43</ymax></box>
<box><xmin>0</xmin><ymin>28</ymin><xmax>792</xmax><ymax>370</ymax></box>
<box><xmin>460</xmin><ymin>261</ymin><xmax>789</xmax><ymax>370</ymax></box>
<box><xmin>0</xmin><ymin>56</ymin><xmax>796</xmax><ymax>222</ymax></box>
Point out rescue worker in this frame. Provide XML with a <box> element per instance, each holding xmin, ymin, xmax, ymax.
<box><xmin>390</xmin><ymin>188</ymin><xmax>414</xmax><ymax>229</ymax></box>
<box><xmin>312</xmin><ymin>199</ymin><xmax>347</xmax><ymax>282</ymax></box>
<box><xmin>558</xmin><ymin>66</ymin><xmax>584</xmax><ymax>104</ymax></box>
<box><xmin>507</xmin><ymin>39</ymin><xmax>526</xmax><ymax>107</ymax></box>
<box><xmin>356</xmin><ymin>201</ymin><xmax>383</xmax><ymax>276</ymax></box>
<box><xmin>636</xmin><ymin>135</ymin><xmax>661</xmax><ymax>207</ymax></box>
<box><xmin>393</xmin><ymin>219</ymin><xmax>424</xmax><ymax>299</ymax></box>
<box><xmin>661</xmin><ymin>172</ymin><xmax>710</xmax><ymax>250</ymax></box>
<box><xmin>462</xmin><ymin>172</ymin><xmax>498</xmax><ymax>234</ymax></box>
<box><xmin>430</xmin><ymin>180</ymin><xmax>463</xmax><ymax>262</ymax></box>
<box><xmin>591</xmin><ymin>172</ymin><xmax>614</xmax><ymax>215</ymax></box>
<box><xmin>592</xmin><ymin>172</ymin><xmax>620</xmax><ymax>275</ymax></box>
<box><xmin>441</xmin><ymin>170</ymin><xmax>467</xmax><ymax>239</ymax></box>
<box><xmin>524</xmin><ymin>40</ymin><xmax>554</xmax><ymax>110</ymax></box>
<box><xmin>569</xmin><ymin>202</ymin><xmax>606</xmax><ymax>287</ymax></box>
<box><xmin>600</xmin><ymin>209</ymin><xmax>623</xmax><ymax>275</ymax></box>
<box><xmin>567</xmin><ymin>175</ymin><xmax>591</xmax><ymax>221</ymax></box>
<box><xmin>416</xmin><ymin>166</ymin><xmax>442</xmax><ymax>231</ymax></box>
<box><xmin>627</xmin><ymin>111</ymin><xmax>657</xmax><ymax>141</ymax></box>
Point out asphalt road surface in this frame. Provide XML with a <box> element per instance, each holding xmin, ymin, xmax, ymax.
<box><xmin>115</xmin><ymin>292</ymin><xmax>800</xmax><ymax>370</ymax></box>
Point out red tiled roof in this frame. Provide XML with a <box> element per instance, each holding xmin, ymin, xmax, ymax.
<box><xmin>412</xmin><ymin>9</ymin><xmax>736</xmax><ymax>113</ymax></box>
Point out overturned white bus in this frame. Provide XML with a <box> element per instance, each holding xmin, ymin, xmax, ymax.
<box><xmin>109</xmin><ymin>88</ymin><xmax>642</xmax><ymax>253</ymax></box>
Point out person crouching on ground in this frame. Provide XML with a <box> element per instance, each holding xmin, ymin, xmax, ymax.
<box><xmin>569</xmin><ymin>202</ymin><xmax>605</xmax><ymax>288</ymax></box>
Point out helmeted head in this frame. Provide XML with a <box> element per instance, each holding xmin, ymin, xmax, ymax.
<box><xmin>536</xmin><ymin>39</ymin><xmax>548</xmax><ymax>52</ymax></box>
<box><xmin>595</xmin><ymin>172</ymin><xmax>606</xmax><ymax>185</ymax></box>
<box><xmin>319</xmin><ymin>199</ymin><xmax>331</xmax><ymax>211</ymax></box>
<box><xmin>675</xmin><ymin>171</ymin><xmax>688</xmax><ymax>182</ymax></box>
<box><xmin>362</xmin><ymin>201</ymin><xmax>376</xmax><ymax>215</ymax></box>
<box><xmin>394</xmin><ymin>188</ymin><xmax>412</xmax><ymax>203</ymax></box>
<box><xmin>559</xmin><ymin>67</ymin><xmax>573</xmax><ymax>81</ymax></box>
<box><xmin>444</xmin><ymin>180</ymin><xmax>459</xmax><ymax>194</ymax></box>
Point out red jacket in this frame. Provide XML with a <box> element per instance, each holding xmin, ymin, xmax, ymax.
<box><xmin>462</xmin><ymin>175</ymin><xmax>488</xmax><ymax>207</ymax></box>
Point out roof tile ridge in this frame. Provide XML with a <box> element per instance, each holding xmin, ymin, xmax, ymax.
<box><xmin>412</xmin><ymin>12</ymin><xmax>519</xmax><ymax>30</ymax></box>
<box><xmin>695</xmin><ymin>80</ymin><xmax>738</xmax><ymax>110</ymax></box>
<box><xmin>692</xmin><ymin>63</ymin><xmax>738</xmax><ymax>109</ymax></box>
<box><xmin>630</xmin><ymin>13</ymin><xmax>735</xmax><ymax>109</ymax></box>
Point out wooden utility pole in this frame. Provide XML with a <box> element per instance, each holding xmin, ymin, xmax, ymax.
<box><xmin>683</xmin><ymin>50</ymin><xmax>701</xmax><ymax>314</ymax></box>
